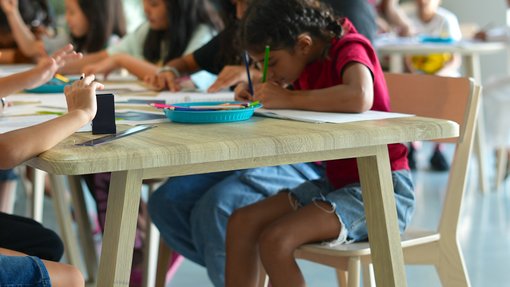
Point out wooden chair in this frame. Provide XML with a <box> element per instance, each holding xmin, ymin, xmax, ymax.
<box><xmin>261</xmin><ymin>73</ymin><xmax>481</xmax><ymax>287</ymax></box>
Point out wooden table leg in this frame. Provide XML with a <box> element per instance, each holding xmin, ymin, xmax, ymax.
<box><xmin>357</xmin><ymin>145</ymin><xmax>407</xmax><ymax>287</ymax></box>
<box><xmin>96</xmin><ymin>170</ymin><xmax>143</xmax><ymax>287</ymax></box>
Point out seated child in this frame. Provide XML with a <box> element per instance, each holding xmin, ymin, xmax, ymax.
<box><xmin>0</xmin><ymin>46</ymin><xmax>102</xmax><ymax>286</ymax></box>
<box><xmin>474</xmin><ymin>0</ymin><xmax>510</xmax><ymax>42</ymax></box>
<box><xmin>226</xmin><ymin>0</ymin><xmax>414</xmax><ymax>286</ymax></box>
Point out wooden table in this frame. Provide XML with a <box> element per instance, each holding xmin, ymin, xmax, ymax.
<box><xmin>26</xmin><ymin>115</ymin><xmax>458</xmax><ymax>287</ymax></box>
<box><xmin>377</xmin><ymin>40</ymin><xmax>507</xmax><ymax>193</ymax></box>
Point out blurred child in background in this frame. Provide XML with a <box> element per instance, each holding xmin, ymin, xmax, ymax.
<box><xmin>1</xmin><ymin>0</ymin><xmax>125</xmax><ymax>58</ymax></box>
<box><xmin>405</xmin><ymin>0</ymin><xmax>462</xmax><ymax>171</ymax></box>
<box><xmin>0</xmin><ymin>0</ymin><xmax>53</xmax><ymax>63</ymax></box>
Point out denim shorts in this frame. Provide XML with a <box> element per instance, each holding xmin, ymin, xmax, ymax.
<box><xmin>286</xmin><ymin>169</ymin><xmax>415</xmax><ymax>246</ymax></box>
<box><xmin>0</xmin><ymin>255</ymin><xmax>51</xmax><ymax>286</ymax></box>
<box><xmin>0</xmin><ymin>169</ymin><xmax>17</xmax><ymax>181</ymax></box>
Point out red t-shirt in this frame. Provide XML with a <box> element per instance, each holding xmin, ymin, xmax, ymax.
<box><xmin>293</xmin><ymin>18</ymin><xmax>409</xmax><ymax>189</ymax></box>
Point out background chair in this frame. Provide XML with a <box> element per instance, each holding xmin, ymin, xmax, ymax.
<box><xmin>261</xmin><ymin>73</ymin><xmax>480</xmax><ymax>287</ymax></box>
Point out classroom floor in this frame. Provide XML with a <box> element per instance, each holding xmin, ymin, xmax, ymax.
<box><xmin>12</xmin><ymin>142</ymin><xmax>510</xmax><ymax>287</ymax></box>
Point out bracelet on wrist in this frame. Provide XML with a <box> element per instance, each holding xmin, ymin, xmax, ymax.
<box><xmin>157</xmin><ymin>66</ymin><xmax>181</xmax><ymax>78</ymax></box>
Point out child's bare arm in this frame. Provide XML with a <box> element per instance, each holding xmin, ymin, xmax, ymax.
<box><xmin>0</xmin><ymin>44</ymin><xmax>82</xmax><ymax>97</ymax></box>
<box><xmin>253</xmin><ymin>62</ymin><xmax>374</xmax><ymax>112</ymax></box>
<box><xmin>57</xmin><ymin>51</ymin><xmax>109</xmax><ymax>75</ymax></box>
<box><xmin>0</xmin><ymin>75</ymin><xmax>102</xmax><ymax>169</ymax></box>
<box><xmin>144</xmin><ymin>54</ymin><xmax>200</xmax><ymax>91</ymax></box>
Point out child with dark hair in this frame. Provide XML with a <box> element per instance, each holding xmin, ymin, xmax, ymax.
<box><xmin>145</xmin><ymin>0</ymin><xmax>377</xmax><ymax>92</ymax></box>
<box><xmin>225</xmin><ymin>0</ymin><xmax>414</xmax><ymax>286</ymax></box>
<box><xmin>77</xmin><ymin>0</ymin><xmax>219</xmax><ymax>88</ymax></box>
<box><xmin>0</xmin><ymin>0</ymin><xmax>125</xmax><ymax>58</ymax></box>
<box><xmin>0</xmin><ymin>0</ymin><xmax>53</xmax><ymax>63</ymax></box>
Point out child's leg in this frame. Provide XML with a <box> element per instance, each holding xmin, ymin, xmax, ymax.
<box><xmin>258</xmin><ymin>201</ymin><xmax>341</xmax><ymax>287</ymax></box>
<box><xmin>226</xmin><ymin>192</ymin><xmax>294</xmax><ymax>287</ymax></box>
<box><xmin>42</xmin><ymin>259</ymin><xmax>84</xmax><ymax>287</ymax></box>
<box><xmin>0</xmin><ymin>248</ymin><xmax>84</xmax><ymax>287</ymax></box>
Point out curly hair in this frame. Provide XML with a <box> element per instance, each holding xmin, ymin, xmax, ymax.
<box><xmin>240</xmin><ymin>0</ymin><xmax>343</xmax><ymax>53</ymax></box>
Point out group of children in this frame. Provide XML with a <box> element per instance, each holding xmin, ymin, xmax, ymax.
<box><xmin>0</xmin><ymin>0</ymin><xmax>492</xmax><ymax>286</ymax></box>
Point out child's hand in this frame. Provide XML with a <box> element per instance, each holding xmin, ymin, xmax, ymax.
<box><xmin>0</xmin><ymin>0</ymin><xmax>18</xmax><ymax>15</ymax></box>
<box><xmin>144</xmin><ymin>71</ymin><xmax>181</xmax><ymax>92</ymax></box>
<box><xmin>474</xmin><ymin>31</ymin><xmax>488</xmax><ymax>41</ymax></box>
<box><xmin>64</xmin><ymin>74</ymin><xmax>104</xmax><ymax>122</ymax></box>
<box><xmin>27</xmin><ymin>44</ymin><xmax>82</xmax><ymax>89</ymax></box>
<box><xmin>83</xmin><ymin>56</ymin><xmax>119</xmax><ymax>80</ymax></box>
<box><xmin>253</xmin><ymin>82</ymin><xmax>292</xmax><ymax>109</ymax></box>
<box><xmin>207</xmin><ymin>65</ymin><xmax>260</xmax><ymax>93</ymax></box>
<box><xmin>234</xmin><ymin>82</ymin><xmax>252</xmax><ymax>102</ymax></box>
<box><xmin>51</xmin><ymin>44</ymin><xmax>83</xmax><ymax>67</ymax></box>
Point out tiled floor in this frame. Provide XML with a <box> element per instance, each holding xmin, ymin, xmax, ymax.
<box><xmin>13</xmin><ymin>143</ymin><xmax>510</xmax><ymax>286</ymax></box>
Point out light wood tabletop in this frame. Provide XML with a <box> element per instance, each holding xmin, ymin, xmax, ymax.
<box><xmin>27</xmin><ymin>115</ymin><xmax>458</xmax><ymax>287</ymax></box>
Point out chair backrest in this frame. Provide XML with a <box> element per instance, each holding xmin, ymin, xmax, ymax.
<box><xmin>384</xmin><ymin>73</ymin><xmax>480</xmax><ymax>237</ymax></box>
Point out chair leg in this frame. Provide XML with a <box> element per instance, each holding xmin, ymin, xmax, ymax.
<box><xmin>336</xmin><ymin>269</ymin><xmax>348</xmax><ymax>287</ymax></box>
<box><xmin>155</xmin><ymin>240</ymin><xmax>172</xmax><ymax>287</ymax></box>
<box><xmin>49</xmin><ymin>174</ymin><xmax>85</xmax><ymax>272</ymax></box>
<box><xmin>32</xmin><ymin>168</ymin><xmax>46</xmax><ymax>222</ymax></box>
<box><xmin>143</xmin><ymin>182</ymin><xmax>165</xmax><ymax>287</ymax></box>
<box><xmin>143</xmin><ymin>207</ymin><xmax>160</xmax><ymax>287</ymax></box>
<box><xmin>347</xmin><ymin>257</ymin><xmax>361</xmax><ymax>287</ymax></box>
<box><xmin>436</xmin><ymin>244</ymin><xmax>470</xmax><ymax>287</ymax></box>
<box><xmin>68</xmin><ymin>176</ymin><xmax>98</xmax><ymax>284</ymax></box>
<box><xmin>495</xmin><ymin>147</ymin><xmax>507</xmax><ymax>191</ymax></box>
<box><xmin>361</xmin><ymin>258</ymin><xmax>375</xmax><ymax>287</ymax></box>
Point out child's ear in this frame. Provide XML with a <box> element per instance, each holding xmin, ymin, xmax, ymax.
<box><xmin>296</xmin><ymin>34</ymin><xmax>313</xmax><ymax>55</ymax></box>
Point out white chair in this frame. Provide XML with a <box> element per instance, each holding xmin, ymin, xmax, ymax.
<box><xmin>261</xmin><ymin>73</ymin><xmax>481</xmax><ymax>287</ymax></box>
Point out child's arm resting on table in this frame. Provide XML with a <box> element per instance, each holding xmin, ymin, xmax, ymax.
<box><xmin>0</xmin><ymin>44</ymin><xmax>82</xmax><ymax>97</ymax></box>
<box><xmin>0</xmin><ymin>75</ymin><xmax>103</xmax><ymax>169</ymax></box>
<box><xmin>244</xmin><ymin>62</ymin><xmax>374</xmax><ymax>112</ymax></box>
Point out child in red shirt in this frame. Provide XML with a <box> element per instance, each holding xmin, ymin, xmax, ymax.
<box><xmin>227</xmin><ymin>0</ymin><xmax>414</xmax><ymax>286</ymax></box>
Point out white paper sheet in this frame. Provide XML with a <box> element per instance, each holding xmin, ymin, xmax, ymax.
<box><xmin>254</xmin><ymin>109</ymin><xmax>413</xmax><ymax>124</ymax></box>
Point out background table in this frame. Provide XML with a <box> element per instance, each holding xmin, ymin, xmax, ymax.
<box><xmin>377</xmin><ymin>40</ymin><xmax>507</xmax><ymax>193</ymax></box>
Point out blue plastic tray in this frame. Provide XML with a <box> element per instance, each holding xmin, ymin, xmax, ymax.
<box><xmin>163</xmin><ymin>101</ymin><xmax>262</xmax><ymax>123</ymax></box>
<box><xmin>25</xmin><ymin>77</ymin><xmax>77</xmax><ymax>93</ymax></box>
<box><xmin>419</xmin><ymin>36</ymin><xmax>455</xmax><ymax>44</ymax></box>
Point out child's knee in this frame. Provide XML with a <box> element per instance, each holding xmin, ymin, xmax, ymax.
<box><xmin>258</xmin><ymin>225</ymin><xmax>294</xmax><ymax>259</ymax></box>
<box><xmin>61</xmin><ymin>264</ymin><xmax>85</xmax><ymax>287</ymax></box>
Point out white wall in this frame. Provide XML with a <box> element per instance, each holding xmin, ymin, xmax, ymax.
<box><xmin>442</xmin><ymin>0</ymin><xmax>508</xmax><ymax>82</ymax></box>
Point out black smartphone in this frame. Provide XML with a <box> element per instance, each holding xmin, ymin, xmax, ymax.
<box><xmin>92</xmin><ymin>93</ymin><xmax>116</xmax><ymax>134</ymax></box>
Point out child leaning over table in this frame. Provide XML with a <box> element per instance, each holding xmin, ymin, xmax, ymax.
<box><xmin>0</xmin><ymin>46</ymin><xmax>103</xmax><ymax>286</ymax></box>
<box><xmin>226</xmin><ymin>0</ymin><xmax>414</xmax><ymax>286</ymax></box>
<box><xmin>403</xmin><ymin>0</ymin><xmax>462</xmax><ymax>172</ymax></box>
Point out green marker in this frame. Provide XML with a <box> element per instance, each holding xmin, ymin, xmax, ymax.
<box><xmin>262</xmin><ymin>45</ymin><xmax>270</xmax><ymax>83</ymax></box>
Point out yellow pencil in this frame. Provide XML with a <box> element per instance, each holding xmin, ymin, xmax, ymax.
<box><xmin>54</xmin><ymin>73</ymin><xmax>70</xmax><ymax>83</ymax></box>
